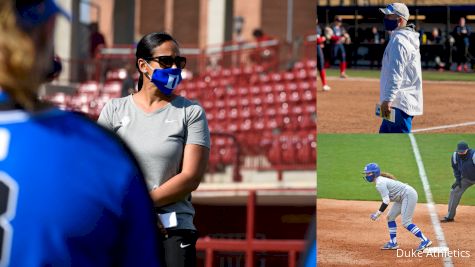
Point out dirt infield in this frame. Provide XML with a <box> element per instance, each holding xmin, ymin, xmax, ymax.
<box><xmin>317</xmin><ymin>78</ymin><xmax>475</xmax><ymax>133</ymax></box>
<box><xmin>317</xmin><ymin>199</ymin><xmax>475</xmax><ymax>267</ymax></box>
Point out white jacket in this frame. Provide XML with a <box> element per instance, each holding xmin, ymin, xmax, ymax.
<box><xmin>380</xmin><ymin>26</ymin><xmax>423</xmax><ymax>116</ymax></box>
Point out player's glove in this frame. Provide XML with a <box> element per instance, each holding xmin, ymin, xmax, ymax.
<box><xmin>451</xmin><ymin>180</ymin><xmax>461</xmax><ymax>189</ymax></box>
<box><xmin>370</xmin><ymin>211</ymin><xmax>382</xmax><ymax>221</ymax></box>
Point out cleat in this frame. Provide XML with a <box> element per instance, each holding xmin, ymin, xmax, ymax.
<box><xmin>416</xmin><ymin>239</ymin><xmax>432</xmax><ymax>252</ymax></box>
<box><xmin>340</xmin><ymin>73</ymin><xmax>348</xmax><ymax>78</ymax></box>
<box><xmin>440</xmin><ymin>217</ymin><xmax>454</xmax><ymax>223</ymax></box>
<box><xmin>381</xmin><ymin>242</ymin><xmax>399</xmax><ymax>250</ymax></box>
<box><xmin>322</xmin><ymin>85</ymin><xmax>331</xmax><ymax>91</ymax></box>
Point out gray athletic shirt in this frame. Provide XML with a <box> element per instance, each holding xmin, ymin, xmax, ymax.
<box><xmin>98</xmin><ymin>95</ymin><xmax>210</xmax><ymax>230</ymax></box>
<box><xmin>375</xmin><ymin>176</ymin><xmax>409</xmax><ymax>203</ymax></box>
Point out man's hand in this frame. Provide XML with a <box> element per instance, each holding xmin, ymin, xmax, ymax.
<box><xmin>381</xmin><ymin>101</ymin><xmax>392</xmax><ymax>118</ymax></box>
<box><xmin>451</xmin><ymin>180</ymin><xmax>462</xmax><ymax>189</ymax></box>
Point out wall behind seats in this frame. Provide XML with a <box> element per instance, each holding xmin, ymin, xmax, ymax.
<box><xmin>138</xmin><ymin>0</ymin><xmax>165</xmax><ymax>36</ymax></box>
<box><xmin>173</xmin><ymin>0</ymin><xmax>201</xmax><ymax>45</ymax></box>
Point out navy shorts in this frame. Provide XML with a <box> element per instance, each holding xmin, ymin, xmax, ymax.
<box><xmin>379</xmin><ymin>108</ymin><xmax>414</xmax><ymax>133</ymax></box>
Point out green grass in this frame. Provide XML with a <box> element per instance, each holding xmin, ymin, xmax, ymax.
<box><xmin>415</xmin><ymin>134</ymin><xmax>475</xmax><ymax>205</ymax></box>
<box><xmin>326</xmin><ymin>68</ymin><xmax>475</xmax><ymax>82</ymax></box>
<box><xmin>317</xmin><ymin>134</ymin><xmax>475</xmax><ymax>205</ymax></box>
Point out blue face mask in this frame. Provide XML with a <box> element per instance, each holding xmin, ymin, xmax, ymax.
<box><xmin>383</xmin><ymin>18</ymin><xmax>399</xmax><ymax>31</ymax></box>
<box><xmin>145</xmin><ymin>62</ymin><xmax>182</xmax><ymax>95</ymax></box>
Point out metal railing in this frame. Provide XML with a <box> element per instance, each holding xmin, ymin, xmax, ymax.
<box><xmin>196</xmin><ymin>190</ymin><xmax>306</xmax><ymax>267</ymax></box>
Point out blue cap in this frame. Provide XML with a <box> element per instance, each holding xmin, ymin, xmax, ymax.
<box><xmin>16</xmin><ymin>0</ymin><xmax>71</xmax><ymax>29</ymax></box>
<box><xmin>457</xmin><ymin>141</ymin><xmax>469</xmax><ymax>153</ymax></box>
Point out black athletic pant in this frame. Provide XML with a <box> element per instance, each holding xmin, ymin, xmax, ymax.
<box><xmin>159</xmin><ymin>229</ymin><xmax>198</xmax><ymax>267</ymax></box>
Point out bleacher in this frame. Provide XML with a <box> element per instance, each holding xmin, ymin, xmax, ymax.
<box><xmin>42</xmin><ymin>59</ymin><xmax>317</xmax><ymax>176</ymax></box>
<box><xmin>181</xmin><ymin>62</ymin><xmax>316</xmax><ymax>174</ymax></box>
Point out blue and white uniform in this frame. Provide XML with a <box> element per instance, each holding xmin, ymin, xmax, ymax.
<box><xmin>364</xmin><ymin>162</ymin><xmax>431</xmax><ymax>251</ymax></box>
<box><xmin>375</xmin><ymin>176</ymin><xmax>429</xmax><ymax>248</ymax></box>
<box><xmin>0</xmin><ymin>107</ymin><xmax>161</xmax><ymax>267</ymax></box>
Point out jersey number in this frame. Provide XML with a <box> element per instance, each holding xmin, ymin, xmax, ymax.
<box><xmin>0</xmin><ymin>130</ymin><xmax>17</xmax><ymax>267</ymax></box>
<box><xmin>0</xmin><ymin>173</ymin><xmax>18</xmax><ymax>267</ymax></box>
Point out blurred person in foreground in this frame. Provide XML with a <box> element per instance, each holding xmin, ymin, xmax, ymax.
<box><xmin>0</xmin><ymin>0</ymin><xmax>161</xmax><ymax>266</ymax></box>
<box><xmin>378</xmin><ymin>3</ymin><xmax>423</xmax><ymax>133</ymax></box>
<box><xmin>98</xmin><ymin>32</ymin><xmax>210</xmax><ymax>267</ymax></box>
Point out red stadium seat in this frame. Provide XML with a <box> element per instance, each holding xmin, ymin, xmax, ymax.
<box><xmin>238</xmin><ymin>86</ymin><xmax>249</xmax><ymax>96</ymax></box>
<box><xmin>77</xmin><ymin>81</ymin><xmax>100</xmax><ymax>96</ymax></box>
<box><xmin>102</xmin><ymin>81</ymin><xmax>122</xmax><ymax>97</ymax></box>
<box><xmin>250</xmin><ymin>85</ymin><xmax>260</xmax><ymax>96</ymax></box>
<box><xmin>295</xmin><ymin>69</ymin><xmax>308</xmax><ymax>80</ymax></box>
<box><xmin>44</xmin><ymin>92</ymin><xmax>70</xmax><ymax>110</ymax></box>
<box><xmin>306</xmin><ymin>60</ymin><xmax>317</xmax><ymax>69</ymax></box>
<box><xmin>252</xmin><ymin>97</ymin><xmax>263</xmax><ymax>107</ymax></box>
<box><xmin>105</xmin><ymin>68</ymin><xmax>127</xmax><ymax>81</ymax></box>
<box><xmin>213</xmin><ymin>86</ymin><xmax>226</xmax><ymax>99</ymax></box>
<box><xmin>202</xmin><ymin>100</ymin><xmax>214</xmax><ymax>110</ymax></box>
<box><xmin>283</xmin><ymin>72</ymin><xmax>295</xmax><ymax>82</ymax></box>
<box><xmin>240</xmin><ymin>119</ymin><xmax>252</xmax><ymax>131</ymax></box>
<box><xmin>258</xmin><ymin>73</ymin><xmax>270</xmax><ymax>84</ymax></box>
<box><xmin>261</xmin><ymin>85</ymin><xmax>273</xmax><ymax>94</ymax></box>
<box><xmin>293</xmin><ymin>61</ymin><xmax>305</xmax><ymax>70</ymax></box>
<box><xmin>271</xmin><ymin>73</ymin><xmax>282</xmax><ymax>83</ymax></box>
<box><xmin>229</xmin><ymin>108</ymin><xmax>239</xmax><ymax>120</ymax></box>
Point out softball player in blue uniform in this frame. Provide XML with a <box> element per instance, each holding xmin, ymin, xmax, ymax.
<box><xmin>363</xmin><ymin>163</ymin><xmax>432</xmax><ymax>251</ymax></box>
<box><xmin>0</xmin><ymin>1</ymin><xmax>161</xmax><ymax>266</ymax></box>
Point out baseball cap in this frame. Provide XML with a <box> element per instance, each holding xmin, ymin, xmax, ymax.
<box><xmin>15</xmin><ymin>0</ymin><xmax>71</xmax><ymax>29</ymax></box>
<box><xmin>379</xmin><ymin>3</ymin><xmax>410</xmax><ymax>21</ymax></box>
<box><xmin>456</xmin><ymin>141</ymin><xmax>469</xmax><ymax>153</ymax></box>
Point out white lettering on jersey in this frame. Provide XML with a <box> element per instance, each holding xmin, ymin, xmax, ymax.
<box><xmin>0</xmin><ymin>129</ymin><xmax>10</xmax><ymax>161</ymax></box>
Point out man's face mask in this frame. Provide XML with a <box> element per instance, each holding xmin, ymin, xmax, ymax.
<box><xmin>458</xmin><ymin>150</ymin><xmax>469</xmax><ymax>160</ymax></box>
<box><xmin>383</xmin><ymin>17</ymin><xmax>399</xmax><ymax>31</ymax></box>
<box><xmin>144</xmin><ymin>60</ymin><xmax>183</xmax><ymax>96</ymax></box>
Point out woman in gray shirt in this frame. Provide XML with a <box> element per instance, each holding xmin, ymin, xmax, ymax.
<box><xmin>99</xmin><ymin>32</ymin><xmax>210</xmax><ymax>267</ymax></box>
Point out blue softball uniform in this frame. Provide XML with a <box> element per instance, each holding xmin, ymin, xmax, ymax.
<box><xmin>0</xmin><ymin>108</ymin><xmax>161</xmax><ymax>267</ymax></box>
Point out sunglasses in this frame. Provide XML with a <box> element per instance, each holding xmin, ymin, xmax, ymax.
<box><xmin>146</xmin><ymin>56</ymin><xmax>186</xmax><ymax>69</ymax></box>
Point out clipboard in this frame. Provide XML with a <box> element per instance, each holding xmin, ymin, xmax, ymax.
<box><xmin>375</xmin><ymin>103</ymin><xmax>396</xmax><ymax>123</ymax></box>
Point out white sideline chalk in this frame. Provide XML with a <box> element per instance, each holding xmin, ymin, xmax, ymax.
<box><xmin>409</xmin><ymin>134</ymin><xmax>454</xmax><ymax>267</ymax></box>
<box><xmin>423</xmin><ymin>246</ymin><xmax>450</xmax><ymax>254</ymax></box>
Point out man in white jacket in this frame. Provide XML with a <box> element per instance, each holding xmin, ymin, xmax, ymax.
<box><xmin>379</xmin><ymin>3</ymin><xmax>423</xmax><ymax>133</ymax></box>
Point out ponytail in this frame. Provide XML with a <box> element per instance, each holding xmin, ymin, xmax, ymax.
<box><xmin>380</xmin><ymin>172</ymin><xmax>397</xmax><ymax>180</ymax></box>
<box><xmin>137</xmin><ymin>73</ymin><xmax>143</xmax><ymax>91</ymax></box>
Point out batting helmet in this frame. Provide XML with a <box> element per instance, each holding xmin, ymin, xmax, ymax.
<box><xmin>363</xmin><ymin>163</ymin><xmax>380</xmax><ymax>182</ymax></box>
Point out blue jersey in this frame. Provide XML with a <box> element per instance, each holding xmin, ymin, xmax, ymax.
<box><xmin>0</xmin><ymin>108</ymin><xmax>161</xmax><ymax>267</ymax></box>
